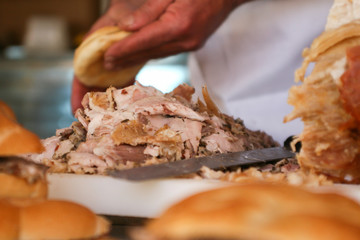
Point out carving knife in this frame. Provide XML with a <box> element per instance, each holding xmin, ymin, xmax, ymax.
<box><xmin>108</xmin><ymin>147</ymin><xmax>295</xmax><ymax>181</ymax></box>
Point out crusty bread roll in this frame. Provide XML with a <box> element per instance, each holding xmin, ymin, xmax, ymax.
<box><xmin>284</xmin><ymin>0</ymin><xmax>360</xmax><ymax>182</ymax></box>
<box><xmin>0</xmin><ymin>200</ymin><xmax>19</xmax><ymax>240</ymax></box>
<box><xmin>134</xmin><ymin>182</ymin><xmax>360</xmax><ymax>240</ymax></box>
<box><xmin>0</xmin><ymin>101</ymin><xmax>44</xmax><ymax>155</ymax></box>
<box><xmin>0</xmin><ymin>101</ymin><xmax>110</xmax><ymax>239</ymax></box>
<box><xmin>74</xmin><ymin>26</ymin><xmax>145</xmax><ymax>88</ymax></box>
<box><xmin>0</xmin><ymin>174</ymin><xmax>47</xmax><ymax>199</ymax></box>
<box><xmin>0</xmin><ymin>198</ymin><xmax>110</xmax><ymax>240</ymax></box>
<box><xmin>0</xmin><ymin>156</ymin><xmax>48</xmax><ymax>199</ymax></box>
<box><xmin>0</xmin><ymin>101</ymin><xmax>47</xmax><ymax>199</ymax></box>
<box><xmin>0</xmin><ymin>100</ymin><xmax>16</xmax><ymax>122</ymax></box>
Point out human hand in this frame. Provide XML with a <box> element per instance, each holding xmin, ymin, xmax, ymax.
<box><xmin>71</xmin><ymin>0</ymin><xmax>145</xmax><ymax>114</ymax></box>
<box><xmin>104</xmin><ymin>0</ymin><xmax>246</xmax><ymax>70</ymax></box>
<box><xmin>71</xmin><ymin>0</ymin><xmax>246</xmax><ymax>114</ymax></box>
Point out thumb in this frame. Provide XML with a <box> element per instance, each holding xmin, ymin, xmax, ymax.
<box><xmin>120</xmin><ymin>0</ymin><xmax>173</xmax><ymax>31</ymax></box>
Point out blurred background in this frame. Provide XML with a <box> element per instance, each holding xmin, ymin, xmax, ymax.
<box><xmin>0</xmin><ymin>0</ymin><xmax>189</xmax><ymax>138</ymax></box>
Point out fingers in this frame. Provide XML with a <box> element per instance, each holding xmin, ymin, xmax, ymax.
<box><xmin>104</xmin><ymin>40</ymin><xmax>191</xmax><ymax>69</ymax></box>
<box><xmin>121</xmin><ymin>0</ymin><xmax>174</xmax><ymax>30</ymax></box>
<box><xmin>89</xmin><ymin>15</ymin><xmax>116</xmax><ymax>34</ymax></box>
<box><xmin>104</xmin><ymin>20</ymin><xmax>174</xmax><ymax>66</ymax></box>
<box><xmin>89</xmin><ymin>0</ymin><xmax>148</xmax><ymax>35</ymax></box>
<box><xmin>104</xmin><ymin>6</ymin><xmax>197</xmax><ymax>69</ymax></box>
<box><xmin>103</xmin><ymin>0</ymin><xmax>240</xmax><ymax>71</ymax></box>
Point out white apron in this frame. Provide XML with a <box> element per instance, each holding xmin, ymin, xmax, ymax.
<box><xmin>188</xmin><ymin>0</ymin><xmax>334</xmax><ymax>143</ymax></box>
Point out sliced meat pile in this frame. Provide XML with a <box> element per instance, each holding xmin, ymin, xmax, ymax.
<box><xmin>26</xmin><ymin>83</ymin><xmax>278</xmax><ymax>174</ymax></box>
<box><xmin>197</xmin><ymin>158</ymin><xmax>332</xmax><ymax>186</ymax></box>
<box><xmin>0</xmin><ymin>156</ymin><xmax>48</xmax><ymax>184</ymax></box>
<box><xmin>284</xmin><ymin>17</ymin><xmax>360</xmax><ymax>183</ymax></box>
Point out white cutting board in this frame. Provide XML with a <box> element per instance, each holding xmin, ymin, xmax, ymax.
<box><xmin>47</xmin><ymin>173</ymin><xmax>360</xmax><ymax>218</ymax></box>
<box><xmin>47</xmin><ymin>174</ymin><xmax>231</xmax><ymax>217</ymax></box>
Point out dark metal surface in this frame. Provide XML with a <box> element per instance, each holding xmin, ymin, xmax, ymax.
<box><xmin>0</xmin><ymin>56</ymin><xmax>76</xmax><ymax>138</ymax></box>
<box><xmin>102</xmin><ymin>215</ymin><xmax>150</xmax><ymax>240</ymax></box>
<box><xmin>108</xmin><ymin>147</ymin><xmax>295</xmax><ymax>181</ymax></box>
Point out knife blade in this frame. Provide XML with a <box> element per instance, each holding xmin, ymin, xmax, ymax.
<box><xmin>108</xmin><ymin>147</ymin><xmax>295</xmax><ymax>181</ymax></box>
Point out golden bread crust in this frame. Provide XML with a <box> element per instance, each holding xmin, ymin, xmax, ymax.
<box><xmin>142</xmin><ymin>183</ymin><xmax>360</xmax><ymax>240</ymax></box>
<box><xmin>0</xmin><ymin>200</ymin><xmax>19</xmax><ymax>240</ymax></box>
<box><xmin>0</xmin><ymin>102</ymin><xmax>44</xmax><ymax>156</ymax></box>
<box><xmin>0</xmin><ymin>173</ymin><xmax>47</xmax><ymax>199</ymax></box>
<box><xmin>0</xmin><ymin>198</ymin><xmax>110</xmax><ymax>240</ymax></box>
<box><xmin>0</xmin><ymin>100</ymin><xmax>16</xmax><ymax>121</ymax></box>
<box><xmin>74</xmin><ymin>26</ymin><xmax>145</xmax><ymax>87</ymax></box>
<box><xmin>326</xmin><ymin>0</ymin><xmax>360</xmax><ymax>30</ymax></box>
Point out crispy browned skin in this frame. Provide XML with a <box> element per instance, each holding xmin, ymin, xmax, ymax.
<box><xmin>340</xmin><ymin>46</ymin><xmax>360</xmax><ymax>123</ymax></box>
<box><xmin>285</xmin><ymin>17</ymin><xmax>360</xmax><ymax>183</ymax></box>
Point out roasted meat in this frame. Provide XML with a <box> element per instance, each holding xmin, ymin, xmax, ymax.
<box><xmin>27</xmin><ymin>83</ymin><xmax>278</xmax><ymax>174</ymax></box>
<box><xmin>285</xmin><ymin>0</ymin><xmax>360</xmax><ymax>183</ymax></box>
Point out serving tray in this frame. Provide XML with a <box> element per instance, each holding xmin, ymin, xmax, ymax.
<box><xmin>48</xmin><ymin>173</ymin><xmax>360</xmax><ymax>218</ymax></box>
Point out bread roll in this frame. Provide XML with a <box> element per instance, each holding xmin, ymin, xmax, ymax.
<box><xmin>0</xmin><ymin>198</ymin><xmax>110</xmax><ymax>240</ymax></box>
<box><xmin>74</xmin><ymin>26</ymin><xmax>145</xmax><ymax>88</ymax></box>
<box><xmin>0</xmin><ymin>156</ymin><xmax>48</xmax><ymax>199</ymax></box>
<box><xmin>0</xmin><ymin>102</ymin><xmax>47</xmax><ymax>199</ymax></box>
<box><xmin>136</xmin><ymin>183</ymin><xmax>360</xmax><ymax>240</ymax></box>
<box><xmin>0</xmin><ymin>173</ymin><xmax>47</xmax><ymax>199</ymax></box>
<box><xmin>0</xmin><ymin>100</ymin><xmax>16</xmax><ymax>121</ymax></box>
<box><xmin>0</xmin><ymin>102</ymin><xmax>110</xmax><ymax>239</ymax></box>
<box><xmin>0</xmin><ymin>200</ymin><xmax>19</xmax><ymax>240</ymax></box>
<box><xmin>0</xmin><ymin>101</ymin><xmax>44</xmax><ymax>156</ymax></box>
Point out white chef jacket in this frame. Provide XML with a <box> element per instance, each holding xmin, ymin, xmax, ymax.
<box><xmin>188</xmin><ymin>0</ymin><xmax>334</xmax><ymax>144</ymax></box>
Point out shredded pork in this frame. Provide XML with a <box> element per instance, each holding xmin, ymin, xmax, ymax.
<box><xmin>26</xmin><ymin>83</ymin><xmax>279</xmax><ymax>175</ymax></box>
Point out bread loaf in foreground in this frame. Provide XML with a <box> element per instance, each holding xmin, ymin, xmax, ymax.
<box><xmin>132</xmin><ymin>182</ymin><xmax>360</xmax><ymax>240</ymax></box>
<box><xmin>0</xmin><ymin>198</ymin><xmax>110</xmax><ymax>240</ymax></box>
